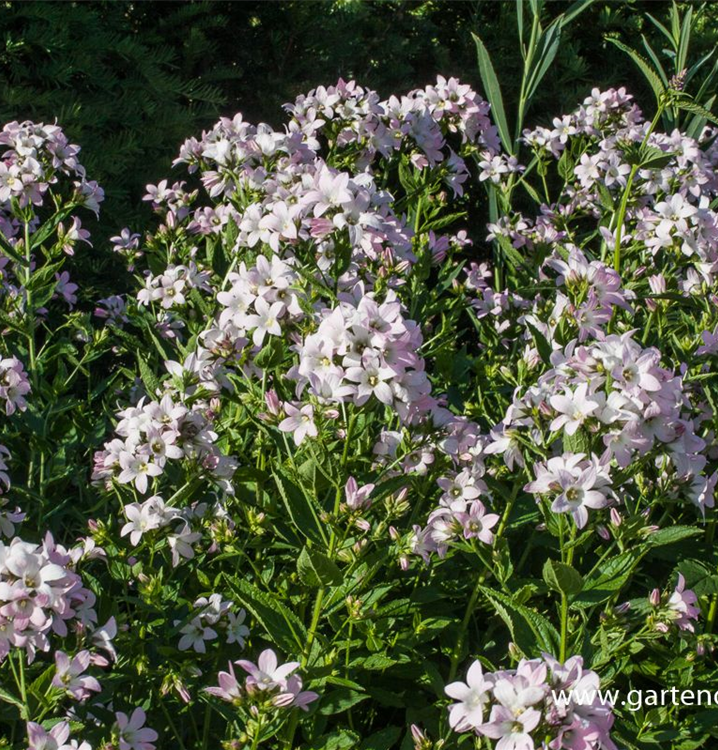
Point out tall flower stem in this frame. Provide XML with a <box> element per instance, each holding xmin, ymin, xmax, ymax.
<box><xmin>23</xmin><ymin>221</ymin><xmax>37</xmax><ymax>381</ymax></box>
<box><xmin>613</xmin><ymin>102</ymin><xmax>665</xmax><ymax>273</ymax></box>
<box><xmin>559</xmin><ymin>522</ymin><xmax>577</xmax><ymax>663</ymax></box>
<box><xmin>448</xmin><ymin>480</ymin><xmax>521</xmax><ymax>681</ymax></box>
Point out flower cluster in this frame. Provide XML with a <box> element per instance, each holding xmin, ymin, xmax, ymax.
<box><xmin>119</xmin><ymin>494</ymin><xmax>230</xmax><ymax>568</ymax></box>
<box><xmin>92</xmin><ymin>393</ymin><xmax>237</xmax><ymax>495</ymax></box>
<box><xmin>0</xmin><ymin>534</ymin><xmax>110</xmax><ymax>662</ymax></box>
<box><xmin>286</xmin><ymin>289</ymin><xmax>431</xmax><ymax>423</ymax></box>
<box><xmin>175</xmin><ymin>593</ymin><xmax>249</xmax><ymax>652</ymax></box>
<box><xmin>487</xmin><ymin>331</ymin><xmax>715</xmax><ymax>525</ymax></box>
<box><xmin>287</xmin><ymin>75</ymin><xmax>500</xmax><ymax>178</ymax></box>
<box><xmin>0</xmin><ymin>120</ymin><xmax>102</xmax><ymax>238</ymax></box>
<box><xmin>520</xmin><ymin>87</ymin><xmax>718</xmax><ymax>291</ymax></box>
<box><xmin>0</xmin><ymin>355</ymin><xmax>30</xmax><ymax>415</ymax></box>
<box><xmin>446</xmin><ymin>654</ymin><xmax>616</xmax><ymax>750</ymax></box>
<box><xmin>206</xmin><ymin>648</ymin><xmax>318</xmax><ymax>712</ymax></box>
<box><xmin>213</xmin><ymin>252</ymin><xmax>303</xmax><ymax>355</ymax></box>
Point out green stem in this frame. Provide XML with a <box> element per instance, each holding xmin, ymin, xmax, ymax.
<box><xmin>707</xmin><ymin>595</ymin><xmax>718</xmax><ymax>634</ymax></box>
<box><xmin>448</xmin><ymin>481</ymin><xmax>520</xmax><ymax>680</ymax></box>
<box><xmin>250</xmin><ymin>714</ymin><xmax>264</xmax><ymax>750</ymax></box>
<box><xmin>613</xmin><ymin>103</ymin><xmax>665</xmax><ymax>272</ymax></box>
<box><xmin>559</xmin><ymin>523</ymin><xmax>577</xmax><ymax>663</ymax></box>
<box><xmin>302</xmin><ymin>587</ymin><xmax>326</xmax><ymax>668</ymax></box>
<box><xmin>23</xmin><ymin>221</ymin><xmax>37</xmax><ymax>379</ymax></box>
<box><xmin>157</xmin><ymin>695</ymin><xmax>188</xmax><ymax>750</ymax></box>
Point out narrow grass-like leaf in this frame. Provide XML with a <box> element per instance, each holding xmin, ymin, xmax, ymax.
<box><xmin>472</xmin><ymin>32</ymin><xmax>512</xmax><ymax>154</ymax></box>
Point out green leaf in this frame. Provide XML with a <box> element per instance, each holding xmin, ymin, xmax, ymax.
<box><xmin>687</xmin><ymin>95</ymin><xmax>716</xmax><ymax>139</ymax></box>
<box><xmin>644</xmin><ymin>525</ymin><xmax>701</xmax><ymax>548</ymax></box>
<box><xmin>318</xmin><ymin>688</ymin><xmax>368</xmax><ymax>715</ymax></box>
<box><xmin>306</xmin><ymin>730</ymin><xmax>361</xmax><ymax>750</ymax></box>
<box><xmin>572</xmin><ymin>551</ymin><xmax>640</xmax><ymax>608</ymax></box>
<box><xmin>558</xmin><ymin>0</ymin><xmax>594</xmax><ymax>28</ymax></box>
<box><xmin>359</xmin><ymin>727</ymin><xmax>402</xmax><ymax>749</ymax></box>
<box><xmin>472</xmin><ymin>32</ymin><xmax>512</xmax><ymax>154</ymax></box>
<box><xmin>254</xmin><ymin>336</ymin><xmax>285</xmax><ymax>370</ymax></box>
<box><xmin>543</xmin><ymin>559</ymin><xmax>584</xmax><ymax>596</ymax></box>
<box><xmin>479</xmin><ymin>586</ymin><xmax>559</xmax><ymax>655</ymax></box>
<box><xmin>495</xmin><ymin>233</ymin><xmax>525</xmax><ymax>269</ymax></box>
<box><xmin>224</xmin><ymin>576</ymin><xmax>307</xmax><ymax>653</ymax></box>
<box><xmin>397</xmin><ymin>156</ymin><xmax>416</xmax><ymax>193</ymax></box>
<box><xmin>526</xmin><ymin>321</ymin><xmax>553</xmax><ymax>364</ymax></box>
<box><xmin>0</xmin><ymin>685</ymin><xmax>24</xmax><ymax>714</ymax></box>
<box><xmin>138</xmin><ymin>356</ymin><xmax>161</xmax><ymax>396</ymax></box>
<box><xmin>562</xmin><ymin>430</ymin><xmax>591</xmax><ymax>456</ymax></box>
<box><xmin>607</xmin><ymin>38</ymin><xmax>666</xmax><ymax>106</ymax></box>
<box><xmin>673</xmin><ymin>97</ymin><xmax>718</xmax><ymax>127</ymax></box>
<box><xmin>596</xmin><ymin>182</ymin><xmax>615</xmax><ymax>211</ymax></box>
<box><xmin>678</xmin><ymin>560</ymin><xmax>718</xmax><ymax>596</ymax></box>
<box><xmin>273</xmin><ymin>470</ymin><xmax>327</xmax><ymax>546</ymax></box>
<box><xmin>525</xmin><ymin>23</ymin><xmax>562</xmax><ymax>105</ymax></box>
<box><xmin>638</xmin><ymin>145</ymin><xmax>674</xmax><ymax>170</ymax></box>
<box><xmin>557</xmin><ymin>149</ymin><xmax>575</xmax><ymax>182</ymax></box>
<box><xmin>297</xmin><ymin>546</ymin><xmax>343</xmax><ymax>588</ymax></box>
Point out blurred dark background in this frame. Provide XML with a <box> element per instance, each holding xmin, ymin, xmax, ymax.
<box><xmin>1</xmin><ymin>1</ymin><xmax>714</xmax><ymax>249</ymax></box>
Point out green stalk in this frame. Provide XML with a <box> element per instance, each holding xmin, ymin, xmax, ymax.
<box><xmin>448</xmin><ymin>480</ymin><xmax>520</xmax><ymax>681</ymax></box>
<box><xmin>559</xmin><ymin>522</ymin><xmax>577</xmax><ymax>663</ymax></box>
<box><xmin>157</xmin><ymin>694</ymin><xmax>188</xmax><ymax>750</ymax></box>
<box><xmin>613</xmin><ymin>103</ymin><xmax>665</xmax><ymax>272</ymax></box>
<box><xmin>23</xmin><ymin>221</ymin><xmax>37</xmax><ymax>380</ymax></box>
<box><xmin>250</xmin><ymin>714</ymin><xmax>264</xmax><ymax>750</ymax></box>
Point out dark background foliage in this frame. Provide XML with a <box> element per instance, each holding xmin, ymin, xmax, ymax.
<box><xmin>1</xmin><ymin>0</ymin><xmax>716</xmax><ymax>277</ymax></box>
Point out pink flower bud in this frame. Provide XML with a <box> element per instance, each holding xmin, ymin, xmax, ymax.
<box><xmin>264</xmin><ymin>389</ymin><xmax>281</xmax><ymax>416</ymax></box>
<box><xmin>650</xmin><ymin>588</ymin><xmax>661</xmax><ymax>607</ymax></box>
<box><xmin>394</xmin><ymin>487</ymin><xmax>409</xmax><ymax>504</ymax></box>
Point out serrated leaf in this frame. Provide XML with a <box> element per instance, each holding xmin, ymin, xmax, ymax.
<box><xmin>137</xmin><ymin>356</ymin><xmax>161</xmax><ymax>395</ymax></box>
<box><xmin>543</xmin><ymin>559</ymin><xmax>584</xmax><ymax>596</ymax></box>
<box><xmin>359</xmin><ymin>726</ymin><xmax>402</xmax><ymax>749</ymax></box>
<box><xmin>644</xmin><ymin>526</ymin><xmax>701</xmax><ymax>548</ymax></box>
<box><xmin>562</xmin><ymin>430</ymin><xmax>592</xmax><ymax>455</ymax></box>
<box><xmin>557</xmin><ymin>149</ymin><xmax>575</xmax><ymax>182</ymax></box>
<box><xmin>572</xmin><ymin>551</ymin><xmax>641</xmax><ymax>609</ymax></box>
<box><xmin>318</xmin><ymin>687</ymin><xmax>368</xmax><ymax>715</ymax></box>
<box><xmin>224</xmin><ymin>576</ymin><xmax>307</xmax><ymax>653</ymax></box>
<box><xmin>495</xmin><ymin>233</ymin><xmax>525</xmax><ymax>269</ymax></box>
<box><xmin>674</xmin><ymin>97</ymin><xmax>718</xmax><ymax>127</ymax></box>
<box><xmin>297</xmin><ymin>546</ymin><xmax>343</xmax><ymax>588</ymax></box>
<box><xmin>479</xmin><ymin>586</ymin><xmax>559</xmax><ymax>655</ymax></box>
<box><xmin>254</xmin><ymin>336</ymin><xmax>285</xmax><ymax>369</ymax></box>
<box><xmin>607</xmin><ymin>38</ymin><xmax>666</xmax><ymax>106</ymax></box>
<box><xmin>273</xmin><ymin>470</ymin><xmax>327</xmax><ymax>546</ymax></box>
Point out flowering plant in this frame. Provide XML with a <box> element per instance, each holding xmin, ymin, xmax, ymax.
<box><xmin>1</xmin><ymin>6</ymin><xmax>718</xmax><ymax>748</ymax></box>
